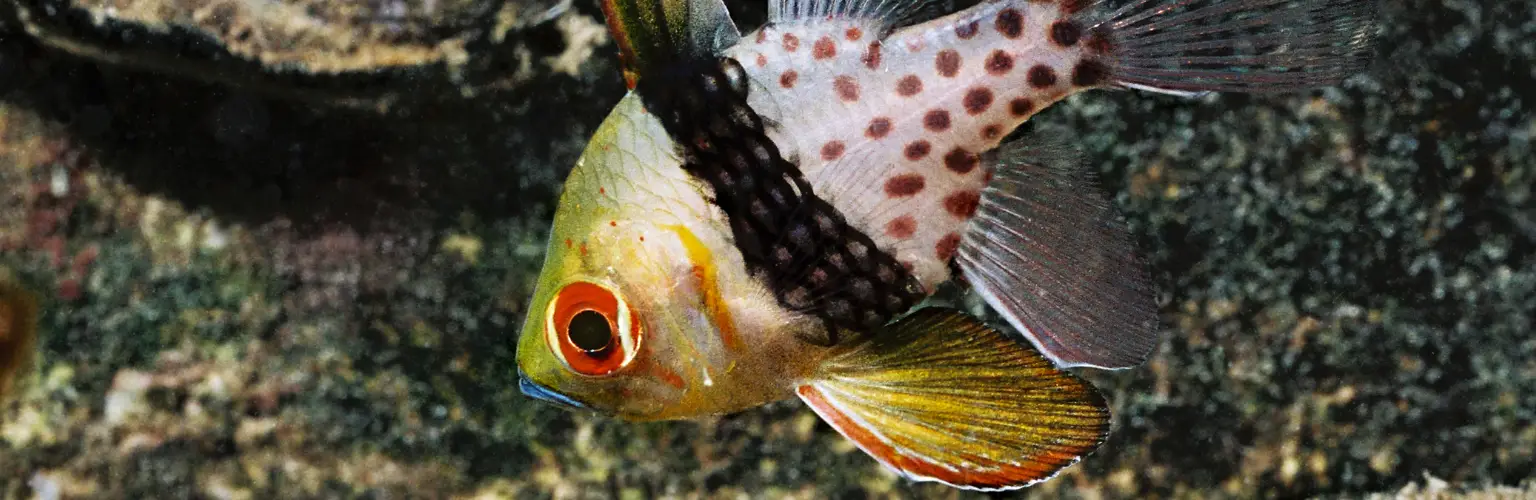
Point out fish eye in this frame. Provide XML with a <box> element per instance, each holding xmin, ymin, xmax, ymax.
<box><xmin>545</xmin><ymin>281</ymin><xmax>639</xmax><ymax>377</ymax></box>
<box><xmin>567</xmin><ymin>310</ymin><xmax>613</xmax><ymax>353</ymax></box>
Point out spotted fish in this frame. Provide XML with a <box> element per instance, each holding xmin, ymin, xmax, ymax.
<box><xmin>515</xmin><ymin>0</ymin><xmax>1376</xmax><ymax>490</ymax></box>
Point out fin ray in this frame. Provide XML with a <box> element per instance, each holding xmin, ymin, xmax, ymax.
<box><xmin>1091</xmin><ymin>0</ymin><xmax>1380</xmax><ymax>94</ymax></box>
<box><xmin>601</xmin><ymin>0</ymin><xmax>741</xmax><ymax>87</ymax></box>
<box><xmin>799</xmin><ymin>308</ymin><xmax>1109</xmax><ymax>491</ymax></box>
<box><xmin>957</xmin><ymin>131</ymin><xmax>1159</xmax><ymax>369</ymax></box>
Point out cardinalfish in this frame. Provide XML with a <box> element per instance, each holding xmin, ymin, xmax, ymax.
<box><xmin>0</xmin><ymin>274</ymin><xmax>40</xmax><ymax>404</ymax></box>
<box><xmin>515</xmin><ymin>0</ymin><xmax>1376</xmax><ymax>490</ymax></box>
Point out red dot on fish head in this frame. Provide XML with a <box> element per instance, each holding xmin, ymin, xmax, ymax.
<box><xmin>896</xmin><ymin>75</ymin><xmax>923</xmax><ymax>97</ymax></box>
<box><xmin>985</xmin><ymin>50</ymin><xmax>1014</xmax><ymax>76</ymax></box>
<box><xmin>995</xmin><ymin>8</ymin><xmax>1023</xmax><ymax>39</ymax></box>
<box><xmin>935</xmin><ymin>50</ymin><xmax>962</xmax><ymax>78</ymax></box>
<box><xmin>1028</xmin><ymin>65</ymin><xmax>1058</xmax><ymax>88</ymax></box>
<box><xmin>814</xmin><ymin>36</ymin><xmax>837</xmax><ymax>60</ymax></box>
<box><xmin>885</xmin><ymin>215</ymin><xmax>917</xmax><ymax>239</ymax></box>
<box><xmin>923</xmin><ymin>109</ymin><xmax>951</xmax><ymax>132</ymax></box>
<box><xmin>821</xmin><ymin>141</ymin><xmax>846</xmax><ymax>161</ymax></box>
<box><xmin>963</xmin><ymin>87</ymin><xmax>994</xmax><ymax>115</ymax></box>
<box><xmin>884</xmin><ymin>173</ymin><xmax>926</xmax><ymax>197</ymax></box>
<box><xmin>835</xmin><ymin>75</ymin><xmax>860</xmax><ymax>102</ymax></box>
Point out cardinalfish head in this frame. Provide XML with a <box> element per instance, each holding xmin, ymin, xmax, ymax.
<box><xmin>514</xmin><ymin>97</ymin><xmax>749</xmax><ymax>421</ymax></box>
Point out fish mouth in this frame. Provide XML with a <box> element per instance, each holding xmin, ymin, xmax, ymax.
<box><xmin>517</xmin><ymin>370</ymin><xmax>588</xmax><ymax>410</ymax></box>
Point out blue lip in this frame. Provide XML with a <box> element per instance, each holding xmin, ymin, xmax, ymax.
<box><xmin>518</xmin><ymin>371</ymin><xmax>587</xmax><ymax>410</ymax></box>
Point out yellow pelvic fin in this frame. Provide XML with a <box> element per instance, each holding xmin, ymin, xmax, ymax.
<box><xmin>797</xmin><ymin>308</ymin><xmax>1109</xmax><ymax>491</ymax></box>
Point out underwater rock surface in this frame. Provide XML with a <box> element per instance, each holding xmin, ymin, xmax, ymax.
<box><xmin>0</xmin><ymin>0</ymin><xmax>1531</xmax><ymax>498</ymax></box>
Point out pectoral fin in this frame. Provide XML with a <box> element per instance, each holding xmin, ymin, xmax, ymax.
<box><xmin>797</xmin><ymin>308</ymin><xmax>1109</xmax><ymax>491</ymax></box>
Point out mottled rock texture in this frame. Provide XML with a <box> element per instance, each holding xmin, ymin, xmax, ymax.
<box><xmin>0</xmin><ymin>0</ymin><xmax>1531</xmax><ymax>498</ymax></box>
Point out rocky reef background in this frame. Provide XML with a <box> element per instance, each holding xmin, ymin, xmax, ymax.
<box><xmin>0</xmin><ymin>0</ymin><xmax>1531</xmax><ymax>498</ymax></box>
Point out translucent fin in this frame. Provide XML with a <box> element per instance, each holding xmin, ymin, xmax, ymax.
<box><xmin>1090</xmin><ymin>0</ymin><xmax>1379</xmax><ymax>94</ymax></box>
<box><xmin>957</xmin><ymin>132</ymin><xmax>1158</xmax><ymax>369</ymax></box>
<box><xmin>0</xmin><ymin>277</ymin><xmax>41</xmax><ymax>403</ymax></box>
<box><xmin>601</xmin><ymin>0</ymin><xmax>741</xmax><ymax>87</ymax></box>
<box><xmin>768</xmin><ymin>0</ymin><xmax>948</xmax><ymax>32</ymax></box>
<box><xmin>798</xmin><ymin>308</ymin><xmax>1109</xmax><ymax>491</ymax></box>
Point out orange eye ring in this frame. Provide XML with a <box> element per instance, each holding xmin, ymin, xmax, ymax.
<box><xmin>545</xmin><ymin>281</ymin><xmax>639</xmax><ymax>377</ymax></box>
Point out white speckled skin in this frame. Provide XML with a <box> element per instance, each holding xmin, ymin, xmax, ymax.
<box><xmin>723</xmin><ymin>1</ymin><xmax>1099</xmax><ymax>290</ymax></box>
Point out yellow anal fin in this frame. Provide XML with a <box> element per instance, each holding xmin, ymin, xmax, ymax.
<box><xmin>797</xmin><ymin>308</ymin><xmax>1109</xmax><ymax>491</ymax></box>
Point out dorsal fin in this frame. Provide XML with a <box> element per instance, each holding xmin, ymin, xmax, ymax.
<box><xmin>601</xmin><ymin>0</ymin><xmax>741</xmax><ymax>88</ymax></box>
<box><xmin>767</xmin><ymin>0</ymin><xmax>949</xmax><ymax>33</ymax></box>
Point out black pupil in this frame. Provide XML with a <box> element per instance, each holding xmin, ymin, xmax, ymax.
<box><xmin>568</xmin><ymin>310</ymin><xmax>613</xmax><ymax>353</ymax></box>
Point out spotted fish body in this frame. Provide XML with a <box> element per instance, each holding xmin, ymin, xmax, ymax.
<box><xmin>728</xmin><ymin>2</ymin><xmax>1102</xmax><ymax>292</ymax></box>
<box><xmin>517</xmin><ymin>0</ymin><xmax>1377</xmax><ymax>490</ymax></box>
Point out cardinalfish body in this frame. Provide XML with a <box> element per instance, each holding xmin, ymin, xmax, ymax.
<box><xmin>516</xmin><ymin>0</ymin><xmax>1375</xmax><ymax>490</ymax></box>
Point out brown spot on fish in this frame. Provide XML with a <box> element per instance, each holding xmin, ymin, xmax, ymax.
<box><xmin>981</xmin><ymin>124</ymin><xmax>1003</xmax><ymax>140</ymax></box>
<box><xmin>610</xmin><ymin>220</ymin><xmax>618</xmax><ymax>227</ymax></box>
<box><xmin>821</xmin><ymin>141</ymin><xmax>846</xmax><ymax>161</ymax></box>
<box><xmin>904</xmin><ymin>140</ymin><xmax>932</xmax><ymax>160</ymax></box>
<box><xmin>956</xmin><ymin>20</ymin><xmax>979</xmax><ymax>39</ymax></box>
<box><xmin>866</xmin><ymin>117</ymin><xmax>893</xmax><ymax>139</ymax></box>
<box><xmin>1051</xmin><ymin>21</ymin><xmax>1082</xmax><ymax>47</ymax></box>
<box><xmin>783</xmin><ymin>33</ymin><xmax>800</xmax><ymax>52</ymax></box>
<box><xmin>756</xmin><ymin>29</ymin><xmax>767</xmax><ymax>44</ymax></box>
<box><xmin>780</xmin><ymin>70</ymin><xmax>798</xmax><ymax>88</ymax></box>
<box><xmin>756</xmin><ymin>53</ymin><xmax>767</xmax><ymax>67</ymax></box>
<box><xmin>885</xmin><ymin>215</ymin><xmax>917</xmax><ymax>239</ymax></box>
<box><xmin>884</xmin><ymin>174</ymin><xmax>926</xmax><ymax>197</ymax></box>
<box><xmin>996</xmin><ymin>8</ymin><xmax>1024</xmax><ymax>39</ymax></box>
<box><xmin>1073</xmin><ymin>59</ymin><xmax>1109</xmax><ymax>87</ymax></box>
<box><xmin>565</xmin><ymin>238</ymin><xmax>573</xmax><ymax>248</ymax></box>
<box><xmin>1085</xmin><ymin>26</ymin><xmax>1115</xmax><ymax>54</ymax></box>
<box><xmin>896</xmin><ymin>75</ymin><xmax>923</xmax><ymax>96</ymax></box>
<box><xmin>923</xmin><ymin>109</ymin><xmax>951</xmax><ymax>132</ymax></box>
<box><xmin>863</xmin><ymin>42</ymin><xmax>882</xmax><ymax>69</ymax></box>
<box><xmin>935</xmin><ymin>49</ymin><xmax>962</xmax><ymax>77</ymax></box>
<box><xmin>985</xmin><ymin>50</ymin><xmax>1014</xmax><ymax>76</ymax></box>
<box><xmin>944</xmin><ymin>148</ymin><xmax>979</xmax><ymax>174</ymax></box>
<box><xmin>1028</xmin><ymin>65</ymin><xmax>1058</xmax><ymax>88</ymax></box>
<box><xmin>936</xmin><ymin>232</ymin><xmax>962</xmax><ymax>260</ymax></box>
<box><xmin>963</xmin><ymin>87</ymin><xmax>994</xmax><ymax>115</ymax></box>
<box><xmin>1009</xmin><ymin>97</ymin><xmax>1035</xmax><ymax>116</ymax></box>
<box><xmin>814</xmin><ymin>37</ymin><xmax>837</xmax><ymax>60</ymax></box>
<box><xmin>846</xmin><ymin>27</ymin><xmax>864</xmax><ymax>41</ymax></box>
<box><xmin>835</xmin><ymin>75</ymin><xmax>860</xmax><ymax>102</ymax></box>
<box><xmin>945</xmin><ymin>190</ymin><xmax>981</xmax><ymax>218</ymax></box>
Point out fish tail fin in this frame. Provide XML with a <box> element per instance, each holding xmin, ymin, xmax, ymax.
<box><xmin>796</xmin><ymin>308</ymin><xmax>1109</xmax><ymax>491</ymax></box>
<box><xmin>1088</xmin><ymin>0</ymin><xmax>1380</xmax><ymax>95</ymax></box>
